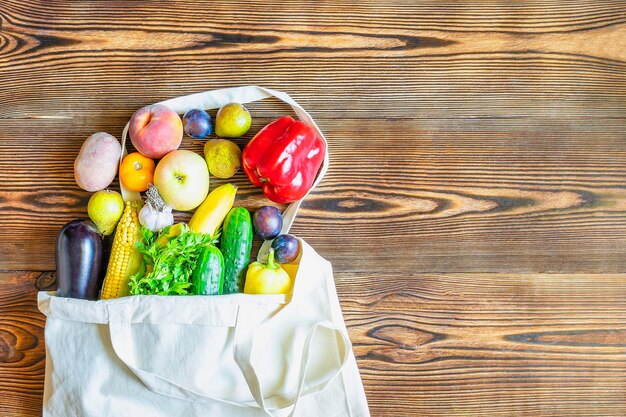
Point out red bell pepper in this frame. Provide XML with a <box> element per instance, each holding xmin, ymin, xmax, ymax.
<box><xmin>242</xmin><ymin>116</ymin><xmax>326</xmax><ymax>204</ymax></box>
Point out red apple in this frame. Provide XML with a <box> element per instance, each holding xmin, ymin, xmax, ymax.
<box><xmin>129</xmin><ymin>104</ymin><xmax>183</xmax><ymax>159</ymax></box>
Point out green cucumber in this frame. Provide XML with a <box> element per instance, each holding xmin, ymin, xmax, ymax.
<box><xmin>220</xmin><ymin>207</ymin><xmax>253</xmax><ymax>294</ymax></box>
<box><xmin>191</xmin><ymin>245</ymin><xmax>224</xmax><ymax>295</ymax></box>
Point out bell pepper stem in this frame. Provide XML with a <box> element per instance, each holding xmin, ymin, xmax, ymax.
<box><xmin>266</xmin><ymin>249</ymin><xmax>279</xmax><ymax>270</ymax></box>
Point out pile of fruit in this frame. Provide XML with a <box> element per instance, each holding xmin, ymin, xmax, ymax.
<box><xmin>58</xmin><ymin>101</ymin><xmax>325</xmax><ymax>300</ymax></box>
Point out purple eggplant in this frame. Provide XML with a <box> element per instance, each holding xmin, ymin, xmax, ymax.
<box><xmin>56</xmin><ymin>219</ymin><xmax>103</xmax><ymax>300</ymax></box>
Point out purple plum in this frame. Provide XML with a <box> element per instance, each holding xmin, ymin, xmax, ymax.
<box><xmin>271</xmin><ymin>234</ymin><xmax>300</xmax><ymax>263</ymax></box>
<box><xmin>182</xmin><ymin>108</ymin><xmax>212</xmax><ymax>139</ymax></box>
<box><xmin>253</xmin><ymin>206</ymin><xmax>283</xmax><ymax>240</ymax></box>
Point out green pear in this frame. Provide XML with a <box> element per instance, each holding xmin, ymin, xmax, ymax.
<box><xmin>215</xmin><ymin>103</ymin><xmax>252</xmax><ymax>138</ymax></box>
<box><xmin>88</xmin><ymin>190</ymin><xmax>125</xmax><ymax>235</ymax></box>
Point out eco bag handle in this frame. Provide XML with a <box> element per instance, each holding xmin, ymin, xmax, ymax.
<box><xmin>119</xmin><ymin>86</ymin><xmax>329</xmax><ymax>261</ymax></box>
<box><xmin>106</xmin><ymin>303</ymin><xmax>350</xmax><ymax>416</ymax></box>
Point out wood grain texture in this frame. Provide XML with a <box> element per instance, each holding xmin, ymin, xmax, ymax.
<box><xmin>3</xmin><ymin>117</ymin><xmax>626</xmax><ymax>272</ymax></box>
<box><xmin>1</xmin><ymin>0</ymin><xmax>626</xmax><ymax>416</ymax></box>
<box><xmin>338</xmin><ymin>272</ymin><xmax>626</xmax><ymax>416</ymax></box>
<box><xmin>0</xmin><ymin>272</ymin><xmax>47</xmax><ymax>417</ymax></box>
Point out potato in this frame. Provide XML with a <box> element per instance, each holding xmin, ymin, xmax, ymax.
<box><xmin>74</xmin><ymin>132</ymin><xmax>121</xmax><ymax>192</ymax></box>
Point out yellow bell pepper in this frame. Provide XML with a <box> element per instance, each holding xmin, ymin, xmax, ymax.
<box><xmin>244</xmin><ymin>249</ymin><xmax>291</xmax><ymax>294</ymax></box>
<box><xmin>281</xmin><ymin>263</ymin><xmax>299</xmax><ymax>281</ymax></box>
<box><xmin>155</xmin><ymin>222</ymin><xmax>186</xmax><ymax>247</ymax></box>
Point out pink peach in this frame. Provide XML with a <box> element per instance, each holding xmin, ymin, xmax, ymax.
<box><xmin>129</xmin><ymin>104</ymin><xmax>183</xmax><ymax>159</ymax></box>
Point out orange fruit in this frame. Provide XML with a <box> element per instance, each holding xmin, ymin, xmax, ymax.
<box><xmin>120</xmin><ymin>152</ymin><xmax>155</xmax><ymax>192</ymax></box>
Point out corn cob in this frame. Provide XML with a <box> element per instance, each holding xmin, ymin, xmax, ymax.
<box><xmin>100</xmin><ymin>200</ymin><xmax>143</xmax><ymax>299</ymax></box>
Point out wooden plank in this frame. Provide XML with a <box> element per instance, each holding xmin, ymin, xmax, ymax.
<box><xmin>0</xmin><ymin>272</ymin><xmax>47</xmax><ymax>417</ymax></box>
<box><xmin>2</xmin><ymin>2</ymin><xmax>626</xmax><ymax>272</ymax></box>
<box><xmin>1</xmin><ymin>117</ymin><xmax>625</xmax><ymax>272</ymax></box>
<box><xmin>1</xmin><ymin>1</ymin><xmax>626</xmax><ymax>120</ymax></box>
<box><xmin>338</xmin><ymin>271</ymin><xmax>626</xmax><ymax>416</ymax></box>
<box><xmin>2</xmin><ymin>1</ymin><xmax>626</xmax><ymax>416</ymax></box>
<box><xmin>1</xmin><ymin>271</ymin><xmax>625</xmax><ymax>416</ymax></box>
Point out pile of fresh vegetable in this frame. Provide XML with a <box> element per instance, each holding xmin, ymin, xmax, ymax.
<box><xmin>58</xmin><ymin>101</ymin><xmax>322</xmax><ymax>300</ymax></box>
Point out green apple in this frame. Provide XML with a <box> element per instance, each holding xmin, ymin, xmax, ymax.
<box><xmin>153</xmin><ymin>150</ymin><xmax>209</xmax><ymax>211</ymax></box>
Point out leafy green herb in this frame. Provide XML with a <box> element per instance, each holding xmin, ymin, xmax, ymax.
<box><xmin>129</xmin><ymin>224</ymin><xmax>215</xmax><ymax>295</ymax></box>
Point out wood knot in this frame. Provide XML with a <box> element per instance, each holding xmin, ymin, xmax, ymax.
<box><xmin>369</xmin><ymin>325</ymin><xmax>444</xmax><ymax>350</ymax></box>
<box><xmin>0</xmin><ymin>329</ymin><xmax>21</xmax><ymax>363</ymax></box>
<box><xmin>36</xmin><ymin>272</ymin><xmax>56</xmax><ymax>290</ymax></box>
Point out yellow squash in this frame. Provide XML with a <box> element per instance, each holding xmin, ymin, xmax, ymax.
<box><xmin>189</xmin><ymin>183</ymin><xmax>237</xmax><ymax>237</ymax></box>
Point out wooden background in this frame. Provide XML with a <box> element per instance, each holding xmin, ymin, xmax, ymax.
<box><xmin>1</xmin><ymin>1</ymin><xmax>626</xmax><ymax>415</ymax></box>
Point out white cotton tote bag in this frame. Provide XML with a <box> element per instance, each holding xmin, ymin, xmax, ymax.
<box><xmin>38</xmin><ymin>86</ymin><xmax>370</xmax><ymax>417</ymax></box>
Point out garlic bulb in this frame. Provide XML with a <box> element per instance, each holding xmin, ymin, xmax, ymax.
<box><xmin>139</xmin><ymin>184</ymin><xmax>174</xmax><ymax>232</ymax></box>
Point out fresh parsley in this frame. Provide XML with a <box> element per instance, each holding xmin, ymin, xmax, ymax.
<box><xmin>129</xmin><ymin>224</ymin><xmax>215</xmax><ymax>295</ymax></box>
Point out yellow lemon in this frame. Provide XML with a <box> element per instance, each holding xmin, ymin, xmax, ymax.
<box><xmin>204</xmin><ymin>139</ymin><xmax>242</xmax><ymax>179</ymax></box>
